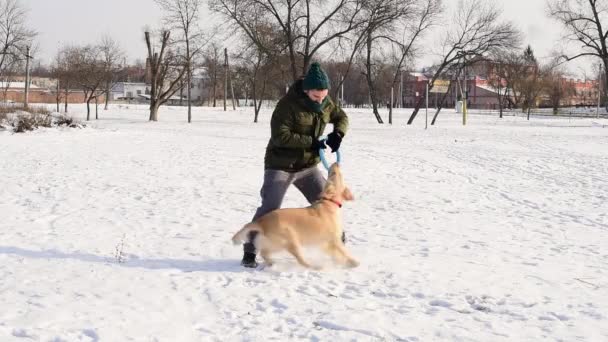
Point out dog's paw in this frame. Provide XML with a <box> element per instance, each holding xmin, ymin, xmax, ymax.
<box><xmin>345</xmin><ymin>259</ymin><xmax>360</xmax><ymax>268</ymax></box>
<box><xmin>309</xmin><ymin>264</ymin><xmax>324</xmax><ymax>271</ymax></box>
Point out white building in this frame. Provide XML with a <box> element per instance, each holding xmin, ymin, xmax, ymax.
<box><xmin>111</xmin><ymin>82</ymin><xmax>149</xmax><ymax>100</ymax></box>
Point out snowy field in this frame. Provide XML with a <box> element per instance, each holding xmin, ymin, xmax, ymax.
<box><xmin>1</xmin><ymin>104</ymin><xmax>607</xmax><ymax>341</ymax></box>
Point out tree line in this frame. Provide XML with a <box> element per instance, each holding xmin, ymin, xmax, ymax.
<box><xmin>1</xmin><ymin>0</ymin><xmax>607</xmax><ymax>123</ymax></box>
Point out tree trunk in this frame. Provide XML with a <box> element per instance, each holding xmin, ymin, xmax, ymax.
<box><xmin>407</xmin><ymin>96</ymin><xmax>426</xmax><ymax>125</ymax></box>
<box><xmin>86</xmin><ymin>98</ymin><xmax>91</xmax><ymax>121</ymax></box>
<box><xmin>287</xmin><ymin>32</ymin><xmax>298</xmax><ymax>81</ymax></box>
<box><xmin>187</xmin><ymin>67</ymin><xmax>192</xmax><ymax>122</ymax></box>
<box><xmin>431</xmin><ymin>81</ymin><xmax>455</xmax><ymax>125</ymax></box>
<box><xmin>212</xmin><ymin>61</ymin><xmax>217</xmax><ymax>107</ymax></box>
<box><xmin>150</xmin><ymin>100</ymin><xmax>160</xmax><ymax>121</ymax></box>
<box><xmin>104</xmin><ymin>81</ymin><xmax>110</xmax><ymax>110</ymax></box>
<box><xmin>365</xmin><ymin>31</ymin><xmax>383</xmax><ymax>124</ymax></box>
<box><xmin>179</xmin><ymin>79</ymin><xmax>184</xmax><ymax>106</ymax></box>
<box><xmin>56</xmin><ymin>80</ymin><xmax>60</xmax><ymax>113</ymax></box>
<box><xmin>603</xmin><ymin>58</ymin><xmax>608</xmax><ymax>111</ymax></box>
<box><xmin>252</xmin><ymin>72</ymin><xmax>267</xmax><ymax>123</ymax></box>
<box><xmin>498</xmin><ymin>84</ymin><xmax>503</xmax><ymax>118</ymax></box>
<box><xmin>229</xmin><ymin>66</ymin><xmax>236</xmax><ymax>110</ymax></box>
<box><xmin>224</xmin><ymin>48</ymin><xmax>228</xmax><ymax>111</ymax></box>
<box><xmin>244</xmin><ymin>86</ymin><xmax>248</xmax><ymax>107</ymax></box>
<box><xmin>95</xmin><ymin>96</ymin><xmax>99</xmax><ymax>119</ymax></box>
<box><xmin>389</xmin><ymin>87</ymin><xmax>393</xmax><ymax>124</ymax></box>
<box><xmin>252</xmin><ymin>65</ymin><xmax>260</xmax><ymax>122</ymax></box>
<box><xmin>64</xmin><ymin>84</ymin><xmax>69</xmax><ymax>113</ymax></box>
<box><xmin>187</xmin><ymin>41</ymin><xmax>192</xmax><ymax>123</ymax></box>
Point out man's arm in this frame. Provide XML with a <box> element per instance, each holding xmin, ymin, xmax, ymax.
<box><xmin>270</xmin><ymin>101</ymin><xmax>313</xmax><ymax>148</ymax></box>
<box><xmin>330</xmin><ymin>103</ymin><xmax>349</xmax><ymax>137</ymax></box>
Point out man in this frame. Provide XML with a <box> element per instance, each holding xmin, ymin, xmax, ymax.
<box><xmin>242</xmin><ymin>62</ymin><xmax>349</xmax><ymax>268</ymax></box>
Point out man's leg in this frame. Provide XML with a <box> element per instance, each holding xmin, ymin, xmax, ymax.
<box><xmin>293</xmin><ymin>167</ymin><xmax>347</xmax><ymax>244</ymax></box>
<box><xmin>292</xmin><ymin>167</ymin><xmax>326</xmax><ymax>203</ymax></box>
<box><xmin>242</xmin><ymin>169</ymin><xmax>293</xmax><ymax>267</ymax></box>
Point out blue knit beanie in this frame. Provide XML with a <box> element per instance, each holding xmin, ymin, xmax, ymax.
<box><xmin>302</xmin><ymin>62</ymin><xmax>330</xmax><ymax>90</ymax></box>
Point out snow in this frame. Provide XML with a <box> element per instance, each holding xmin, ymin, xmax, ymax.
<box><xmin>1</xmin><ymin>104</ymin><xmax>607</xmax><ymax>341</ymax></box>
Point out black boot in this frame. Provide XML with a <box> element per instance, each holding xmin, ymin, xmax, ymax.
<box><xmin>241</xmin><ymin>251</ymin><xmax>258</xmax><ymax>268</ymax></box>
<box><xmin>241</xmin><ymin>238</ymin><xmax>258</xmax><ymax>268</ymax></box>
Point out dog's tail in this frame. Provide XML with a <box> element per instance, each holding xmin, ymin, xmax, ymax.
<box><xmin>232</xmin><ymin>222</ymin><xmax>261</xmax><ymax>245</ymax></box>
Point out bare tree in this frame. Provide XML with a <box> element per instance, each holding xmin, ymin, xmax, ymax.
<box><xmin>203</xmin><ymin>44</ymin><xmax>221</xmax><ymax>107</ymax></box>
<box><xmin>50</xmin><ymin>50</ymin><xmax>66</xmax><ymax>112</ymax></box>
<box><xmin>210</xmin><ymin>0</ymin><xmax>365</xmax><ymax>81</ymax></box>
<box><xmin>486</xmin><ymin>47</ymin><xmax>534</xmax><ymax>117</ymax></box>
<box><xmin>155</xmin><ymin>0</ymin><xmax>206</xmax><ymax>122</ymax></box>
<box><xmin>407</xmin><ymin>0</ymin><xmax>520</xmax><ymax>124</ymax></box>
<box><xmin>236</xmin><ymin>43</ymin><xmax>273</xmax><ymax>122</ymax></box>
<box><xmin>430</xmin><ymin>64</ymin><xmax>462</xmax><ymax>124</ymax></box>
<box><xmin>486</xmin><ymin>56</ymin><xmax>508</xmax><ymax>118</ymax></box>
<box><xmin>548</xmin><ymin>0</ymin><xmax>608</xmax><ymax>104</ymax></box>
<box><xmin>67</xmin><ymin>45</ymin><xmax>107</xmax><ymax>120</ymax></box>
<box><xmin>54</xmin><ymin>46</ymin><xmax>75</xmax><ymax>113</ymax></box>
<box><xmin>544</xmin><ymin>66</ymin><xmax>576</xmax><ymax>114</ymax></box>
<box><xmin>145</xmin><ymin>30</ymin><xmax>188</xmax><ymax>121</ymax></box>
<box><xmin>387</xmin><ymin>0</ymin><xmax>442</xmax><ymax>123</ymax></box>
<box><xmin>359</xmin><ymin>0</ymin><xmax>416</xmax><ymax>123</ymax></box>
<box><xmin>99</xmin><ymin>36</ymin><xmax>125</xmax><ymax>110</ymax></box>
<box><xmin>0</xmin><ymin>0</ymin><xmax>36</xmax><ymax>80</ymax></box>
<box><xmin>520</xmin><ymin>46</ymin><xmax>541</xmax><ymax>117</ymax></box>
<box><xmin>498</xmin><ymin>51</ymin><xmax>530</xmax><ymax>109</ymax></box>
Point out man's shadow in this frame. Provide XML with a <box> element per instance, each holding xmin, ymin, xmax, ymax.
<box><xmin>0</xmin><ymin>245</ymin><xmax>242</xmax><ymax>273</ymax></box>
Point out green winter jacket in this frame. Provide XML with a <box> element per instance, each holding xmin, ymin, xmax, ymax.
<box><xmin>264</xmin><ymin>80</ymin><xmax>349</xmax><ymax>171</ymax></box>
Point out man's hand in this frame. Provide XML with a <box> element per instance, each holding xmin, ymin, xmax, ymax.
<box><xmin>326</xmin><ymin>131</ymin><xmax>343</xmax><ymax>152</ymax></box>
<box><xmin>311</xmin><ymin>139</ymin><xmax>327</xmax><ymax>155</ymax></box>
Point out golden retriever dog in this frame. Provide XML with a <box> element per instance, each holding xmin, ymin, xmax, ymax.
<box><xmin>232</xmin><ymin>163</ymin><xmax>358</xmax><ymax>269</ymax></box>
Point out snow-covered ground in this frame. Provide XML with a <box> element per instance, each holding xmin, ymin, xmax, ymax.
<box><xmin>1</xmin><ymin>104</ymin><xmax>607</xmax><ymax>341</ymax></box>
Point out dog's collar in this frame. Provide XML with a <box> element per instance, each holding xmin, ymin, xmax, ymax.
<box><xmin>321</xmin><ymin>197</ymin><xmax>342</xmax><ymax>208</ymax></box>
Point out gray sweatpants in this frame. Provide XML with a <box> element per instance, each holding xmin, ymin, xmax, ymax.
<box><xmin>243</xmin><ymin>166</ymin><xmax>326</xmax><ymax>254</ymax></box>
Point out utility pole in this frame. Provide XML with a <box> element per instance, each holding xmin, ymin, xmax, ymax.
<box><xmin>24</xmin><ymin>46</ymin><xmax>32</xmax><ymax>108</ymax></box>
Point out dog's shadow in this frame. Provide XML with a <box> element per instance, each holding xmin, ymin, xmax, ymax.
<box><xmin>0</xmin><ymin>245</ymin><xmax>242</xmax><ymax>273</ymax></box>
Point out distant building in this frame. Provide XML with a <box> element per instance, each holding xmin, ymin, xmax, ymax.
<box><xmin>111</xmin><ymin>82</ymin><xmax>149</xmax><ymax>101</ymax></box>
<box><xmin>1</xmin><ymin>79</ymin><xmax>105</xmax><ymax>104</ymax></box>
<box><xmin>402</xmin><ymin>73</ymin><xmax>502</xmax><ymax>109</ymax></box>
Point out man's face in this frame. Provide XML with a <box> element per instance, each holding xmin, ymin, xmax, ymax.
<box><xmin>305</xmin><ymin>88</ymin><xmax>328</xmax><ymax>104</ymax></box>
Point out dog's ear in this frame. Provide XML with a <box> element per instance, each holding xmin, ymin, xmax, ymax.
<box><xmin>342</xmin><ymin>186</ymin><xmax>354</xmax><ymax>201</ymax></box>
<box><xmin>322</xmin><ymin>181</ymin><xmax>336</xmax><ymax>198</ymax></box>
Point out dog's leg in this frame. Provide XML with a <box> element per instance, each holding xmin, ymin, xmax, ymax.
<box><xmin>282</xmin><ymin>226</ymin><xmax>320</xmax><ymax>270</ymax></box>
<box><xmin>260</xmin><ymin>249</ymin><xmax>274</xmax><ymax>266</ymax></box>
<box><xmin>323</xmin><ymin>242</ymin><xmax>346</xmax><ymax>264</ymax></box>
<box><xmin>333</xmin><ymin>241</ymin><xmax>359</xmax><ymax>268</ymax></box>
<box><xmin>286</xmin><ymin>244</ymin><xmax>319</xmax><ymax>270</ymax></box>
